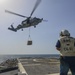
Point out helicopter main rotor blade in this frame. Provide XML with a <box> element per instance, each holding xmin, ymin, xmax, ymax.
<box><xmin>30</xmin><ymin>0</ymin><xmax>41</xmax><ymax>17</ymax></box>
<box><xmin>43</xmin><ymin>20</ymin><xmax>48</xmax><ymax>22</ymax></box>
<box><xmin>5</xmin><ymin>10</ymin><xmax>28</xmax><ymax>18</ymax></box>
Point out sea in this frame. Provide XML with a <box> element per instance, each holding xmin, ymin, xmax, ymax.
<box><xmin>0</xmin><ymin>54</ymin><xmax>60</xmax><ymax>63</ymax></box>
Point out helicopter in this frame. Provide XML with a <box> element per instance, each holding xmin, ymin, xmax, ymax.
<box><xmin>5</xmin><ymin>0</ymin><xmax>47</xmax><ymax>32</ymax></box>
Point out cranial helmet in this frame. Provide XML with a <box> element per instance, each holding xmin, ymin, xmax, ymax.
<box><xmin>60</xmin><ymin>29</ymin><xmax>70</xmax><ymax>36</ymax></box>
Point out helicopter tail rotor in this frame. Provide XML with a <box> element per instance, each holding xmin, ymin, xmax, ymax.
<box><xmin>8</xmin><ymin>23</ymin><xmax>17</xmax><ymax>32</ymax></box>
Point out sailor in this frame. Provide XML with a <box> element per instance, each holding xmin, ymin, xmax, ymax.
<box><xmin>56</xmin><ymin>29</ymin><xmax>75</xmax><ymax>75</ymax></box>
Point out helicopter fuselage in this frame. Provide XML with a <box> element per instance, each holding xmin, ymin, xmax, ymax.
<box><xmin>21</xmin><ymin>17</ymin><xmax>43</xmax><ymax>28</ymax></box>
<box><xmin>6</xmin><ymin>0</ymin><xmax>44</xmax><ymax>32</ymax></box>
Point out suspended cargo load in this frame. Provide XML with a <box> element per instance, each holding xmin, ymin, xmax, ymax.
<box><xmin>27</xmin><ymin>40</ymin><xmax>32</xmax><ymax>45</ymax></box>
<box><xmin>27</xmin><ymin>28</ymin><xmax>32</xmax><ymax>45</ymax></box>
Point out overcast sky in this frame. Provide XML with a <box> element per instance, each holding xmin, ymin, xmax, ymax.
<box><xmin>0</xmin><ymin>0</ymin><xmax>75</xmax><ymax>54</ymax></box>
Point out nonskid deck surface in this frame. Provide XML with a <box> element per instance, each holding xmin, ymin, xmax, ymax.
<box><xmin>18</xmin><ymin>58</ymin><xmax>60</xmax><ymax>75</ymax></box>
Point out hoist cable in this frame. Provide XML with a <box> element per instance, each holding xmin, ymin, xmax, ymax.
<box><xmin>28</xmin><ymin>27</ymin><xmax>31</xmax><ymax>40</ymax></box>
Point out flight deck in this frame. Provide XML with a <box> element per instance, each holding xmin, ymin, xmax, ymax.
<box><xmin>18</xmin><ymin>58</ymin><xmax>60</xmax><ymax>75</ymax></box>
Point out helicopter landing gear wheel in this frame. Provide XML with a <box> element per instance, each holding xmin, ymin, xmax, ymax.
<box><xmin>21</xmin><ymin>29</ymin><xmax>23</xmax><ymax>31</ymax></box>
<box><xmin>34</xmin><ymin>25</ymin><xmax>36</xmax><ymax>28</ymax></box>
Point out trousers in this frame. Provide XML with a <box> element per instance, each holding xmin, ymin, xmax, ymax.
<box><xmin>60</xmin><ymin>56</ymin><xmax>75</xmax><ymax>75</ymax></box>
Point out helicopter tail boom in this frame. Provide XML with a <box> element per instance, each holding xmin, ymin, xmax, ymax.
<box><xmin>8</xmin><ymin>27</ymin><xmax>17</xmax><ymax>32</ymax></box>
<box><xmin>8</xmin><ymin>25</ymin><xmax>17</xmax><ymax>32</ymax></box>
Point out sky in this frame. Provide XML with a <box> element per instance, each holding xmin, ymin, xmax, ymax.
<box><xmin>0</xmin><ymin>0</ymin><xmax>75</xmax><ymax>54</ymax></box>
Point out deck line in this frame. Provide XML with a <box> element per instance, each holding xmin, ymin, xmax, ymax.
<box><xmin>17</xmin><ymin>58</ymin><xmax>28</xmax><ymax>75</ymax></box>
